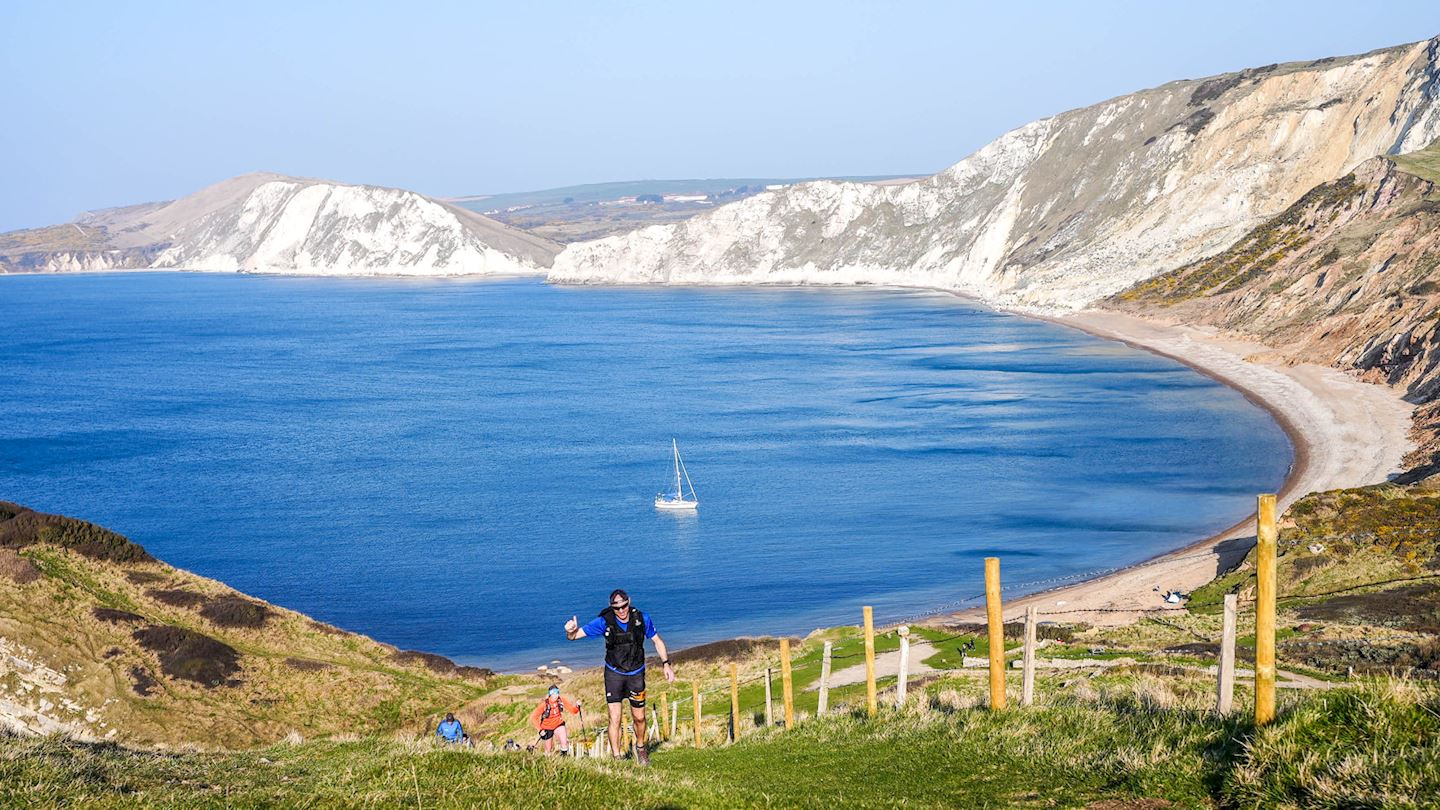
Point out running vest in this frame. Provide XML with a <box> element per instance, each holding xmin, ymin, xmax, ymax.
<box><xmin>600</xmin><ymin>606</ymin><xmax>647</xmax><ymax>672</ymax></box>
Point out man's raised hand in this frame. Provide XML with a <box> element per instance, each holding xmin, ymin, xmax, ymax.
<box><xmin>564</xmin><ymin>616</ymin><xmax>579</xmax><ymax>634</ymax></box>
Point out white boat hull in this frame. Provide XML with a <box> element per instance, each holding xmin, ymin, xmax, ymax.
<box><xmin>655</xmin><ymin>497</ymin><xmax>698</xmax><ymax>511</ymax></box>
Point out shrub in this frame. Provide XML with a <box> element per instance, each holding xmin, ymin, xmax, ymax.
<box><xmin>132</xmin><ymin>625</ymin><xmax>241</xmax><ymax>688</ymax></box>
<box><xmin>199</xmin><ymin>596</ymin><xmax>274</xmax><ymax>629</ymax></box>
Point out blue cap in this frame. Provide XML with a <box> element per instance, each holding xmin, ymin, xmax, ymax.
<box><xmin>548</xmin><ymin>685</ymin><xmax>560</xmax><ymax>695</ymax></box>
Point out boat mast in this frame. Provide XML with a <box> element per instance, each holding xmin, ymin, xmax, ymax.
<box><xmin>672</xmin><ymin>438</ymin><xmax>682</xmax><ymax>499</ymax></box>
<box><xmin>679</xmin><ymin>451</ymin><xmax>697</xmax><ymax>501</ymax></box>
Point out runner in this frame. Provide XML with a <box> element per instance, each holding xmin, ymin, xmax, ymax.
<box><xmin>529</xmin><ymin>685</ymin><xmax>580</xmax><ymax>755</ymax></box>
<box><xmin>564</xmin><ymin>588</ymin><xmax>675</xmax><ymax>765</ymax></box>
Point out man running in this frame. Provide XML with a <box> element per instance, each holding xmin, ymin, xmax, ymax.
<box><xmin>564</xmin><ymin>588</ymin><xmax>675</xmax><ymax>765</ymax></box>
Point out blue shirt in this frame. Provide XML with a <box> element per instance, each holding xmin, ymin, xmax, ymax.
<box><xmin>582</xmin><ymin>612</ymin><xmax>658</xmax><ymax>675</ymax></box>
<box><xmin>436</xmin><ymin>718</ymin><xmax>464</xmax><ymax>743</ymax></box>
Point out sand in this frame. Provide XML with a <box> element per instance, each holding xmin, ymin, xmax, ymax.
<box><xmin>938</xmin><ymin>309</ymin><xmax>1416</xmax><ymax>628</ymax></box>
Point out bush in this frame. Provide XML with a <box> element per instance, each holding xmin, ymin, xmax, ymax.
<box><xmin>199</xmin><ymin>596</ymin><xmax>274</xmax><ymax>629</ymax></box>
<box><xmin>132</xmin><ymin>625</ymin><xmax>241</xmax><ymax>688</ymax></box>
<box><xmin>0</xmin><ymin>504</ymin><xmax>153</xmax><ymax>563</ymax></box>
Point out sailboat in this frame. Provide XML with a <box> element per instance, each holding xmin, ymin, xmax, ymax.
<box><xmin>654</xmin><ymin>439</ymin><xmax>699</xmax><ymax>511</ymax></box>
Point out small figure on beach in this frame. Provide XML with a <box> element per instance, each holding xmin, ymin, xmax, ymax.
<box><xmin>564</xmin><ymin>588</ymin><xmax>675</xmax><ymax>766</ymax></box>
<box><xmin>529</xmin><ymin>685</ymin><xmax>581</xmax><ymax>756</ymax></box>
<box><xmin>435</xmin><ymin>712</ymin><xmax>465</xmax><ymax>745</ymax></box>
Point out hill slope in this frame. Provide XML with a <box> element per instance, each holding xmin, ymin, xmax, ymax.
<box><xmin>0</xmin><ymin>502</ymin><xmax>502</xmax><ymax>748</ymax></box>
<box><xmin>1109</xmin><ymin>140</ymin><xmax>1440</xmax><ymax>478</ymax></box>
<box><xmin>553</xmin><ymin>37</ymin><xmax>1440</xmax><ymax>311</ymax></box>
<box><xmin>0</xmin><ymin>173</ymin><xmax>561</xmax><ymax>277</ymax></box>
<box><xmin>4</xmin><ymin>680</ymin><xmax>1435</xmax><ymax>808</ymax></box>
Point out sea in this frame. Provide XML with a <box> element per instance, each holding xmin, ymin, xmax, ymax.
<box><xmin>0</xmin><ymin>273</ymin><xmax>1292</xmax><ymax>671</ymax></box>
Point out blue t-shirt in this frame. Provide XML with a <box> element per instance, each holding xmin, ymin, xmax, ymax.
<box><xmin>582</xmin><ymin>612</ymin><xmax>658</xmax><ymax>675</ymax></box>
<box><xmin>436</xmin><ymin>719</ymin><xmax>464</xmax><ymax>743</ymax></box>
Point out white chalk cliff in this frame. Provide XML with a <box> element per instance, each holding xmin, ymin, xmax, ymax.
<box><xmin>3</xmin><ymin>174</ymin><xmax>560</xmax><ymax>276</ymax></box>
<box><xmin>552</xmin><ymin>38</ymin><xmax>1440</xmax><ymax>310</ymax></box>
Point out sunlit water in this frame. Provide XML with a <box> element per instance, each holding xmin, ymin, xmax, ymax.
<box><xmin>0</xmin><ymin>273</ymin><xmax>1290</xmax><ymax>671</ymax></box>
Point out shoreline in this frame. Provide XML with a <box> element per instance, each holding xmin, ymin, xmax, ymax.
<box><xmin>9</xmin><ymin>271</ymin><xmax>1417</xmax><ymax>659</ymax></box>
<box><xmin>936</xmin><ymin>307</ymin><xmax>1415</xmax><ymax>627</ymax></box>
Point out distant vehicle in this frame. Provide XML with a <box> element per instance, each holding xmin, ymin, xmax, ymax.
<box><xmin>654</xmin><ymin>439</ymin><xmax>699</xmax><ymax>511</ymax></box>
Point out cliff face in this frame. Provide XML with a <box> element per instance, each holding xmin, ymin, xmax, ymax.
<box><xmin>553</xmin><ymin>38</ymin><xmax>1440</xmax><ymax>311</ymax></box>
<box><xmin>1111</xmin><ymin>153</ymin><xmax>1440</xmax><ymax>395</ymax></box>
<box><xmin>0</xmin><ymin>174</ymin><xmax>561</xmax><ymax>277</ymax></box>
<box><xmin>1108</xmin><ymin>144</ymin><xmax>1440</xmax><ymax>476</ymax></box>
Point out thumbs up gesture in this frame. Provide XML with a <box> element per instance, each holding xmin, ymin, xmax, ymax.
<box><xmin>564</xmin><ymin>616</ymin><xmax>579</xmax><ymax>634</ymax></box>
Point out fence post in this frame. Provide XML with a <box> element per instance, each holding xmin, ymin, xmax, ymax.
<box><xmin>730</xmin><ymin>663</ymin><xmax>740</xmax><ymax>743</ymax></box>
<box><xmin>780</xmin><ymin>638</ymin><xmax>796</xmax><ymax>729</ymax></box>
<box><xmin>896</xmin><ymin>626</ymin><xmax>910</xmax><ymax>707</ymax></box>
<box><xmin>692</xmin><ymin>681</ymin><xmax>703</xmax><ymax>748</ymax></box>
<box><xmin>764</xmin><ymin>667</ymin><xmax>773</xmax><ymax>726</ymax></box>
<box><xmin>1217</xmin><ymin>593</ymin><xmax>1237</xmax><ymax>715</ymax></box>
<box><xmin>817</xmin><ymin>641</ymin><xmax>833</xmax><ymax>716</ymax></box>
<box><xmin>863</xmin><ymin>605</ymin><xmax>877</xmax><ymax>717</ymax></box>
<box><xmin>985</xmin><ymin>557</ymin><xmax>1007</xmax><ymax>710</ymax></box>
<box><xmin>1255</xmin><ymin>493</ymin><xmax>1278</xmax><ymax>726</ymax></box>
<box><xmin>670</xmin><ymin>699</ymin><xmax>678</xmax><ymax>739</ymax></box>
<box><xmin>1022</xmin><ymin>605</ymin><xmax>1037</xmax><ymax>707</ymax></box>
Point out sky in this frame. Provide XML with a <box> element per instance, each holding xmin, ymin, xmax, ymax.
<box><xmin>4</xmin><ymin>1</ymin><xmax>1440</xmax><ymax>231</ymax></box>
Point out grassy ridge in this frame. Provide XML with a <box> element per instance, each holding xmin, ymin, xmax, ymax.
<box><xmin>4</xmin><ymin>679</ymin><xmax>1435</xmax><ymax>808</ymax></box>
<box><xmin>0</xmin><ymin>504</ymin><xmax>508</xmax><ymax>748</ymax></box>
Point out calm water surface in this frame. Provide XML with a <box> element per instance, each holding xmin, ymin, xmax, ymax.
<box><xmin>0</xmin><ymin>273</ymin><xmax>1291</xmax><ymax>670</ymax></box>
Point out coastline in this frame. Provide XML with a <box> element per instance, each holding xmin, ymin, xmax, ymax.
<box><xmin>939</xmin><ymin>307</ymin><xmax>1416</xmax><ymax>627</ymax></box>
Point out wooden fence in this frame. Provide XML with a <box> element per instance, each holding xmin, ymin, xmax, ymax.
<box><xmin>579</xmin><ymin>494</ymin><xmax>1283</xmax><ymax>756</ymax></box>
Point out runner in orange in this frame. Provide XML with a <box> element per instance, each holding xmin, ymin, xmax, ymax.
<box><xmin>529</xmin><ymin>685</ymin><xmax>580</xmax><ymax>755</ymax></box>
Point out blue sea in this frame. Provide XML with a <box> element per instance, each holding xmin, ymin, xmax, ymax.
<box><xmin>0</xmin><ymin>273</ymin><xmax>1291</xmax><ymax>671</ymax></box>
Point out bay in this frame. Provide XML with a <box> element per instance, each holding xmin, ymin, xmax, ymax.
<box><xmin>0</xmin><ymin>273</ymin><xmax>1291</xmax><ymax>671</ymax></box>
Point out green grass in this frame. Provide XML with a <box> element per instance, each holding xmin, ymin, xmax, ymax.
<box><xmin>1390</xmin><ymin>139</ymin><xmax>1440</xmax><ymax>184</ymax></box>
<box><xmin>5</xmin><ymin>680</ymin><xmax>1434</xmax><ymax>808</ymax></box>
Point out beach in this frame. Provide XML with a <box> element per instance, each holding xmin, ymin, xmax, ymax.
<box><xmin>941</xmin><ymin>308</ymin><xmax>1417</xmax><ymax>627</ymax></box>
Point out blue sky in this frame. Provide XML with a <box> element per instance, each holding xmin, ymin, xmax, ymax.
<box><xmin>4</xmin><ymin>1</ymin><xmax>1440</xmax><ymax>231</ymax></box>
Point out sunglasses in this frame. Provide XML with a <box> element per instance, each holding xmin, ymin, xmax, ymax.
<box><xmin>611</xmin><ymin>602</ymin><xmax>630</xmax><ymax>610</ymax></box>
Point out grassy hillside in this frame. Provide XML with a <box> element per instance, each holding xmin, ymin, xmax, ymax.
<box><xmin>0</xmin><ymin>502</ymin><xmax>508</xmax><ymax>748</ymax></box>
<box><xmin>4</xmin><ymin>678</ymin><xmax>1435</xmax><ymax>808</ymax></box>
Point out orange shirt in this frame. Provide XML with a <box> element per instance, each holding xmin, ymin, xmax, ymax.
<box><xmin>529</xmin><ymin>696</ymin><xmax>578</xmax><ymax>731</ymax></box>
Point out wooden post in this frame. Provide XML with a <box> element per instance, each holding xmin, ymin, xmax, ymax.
<box><xmin>863</xmin><ymin>605</ymin><xmax>877</xmax><ymax>717</ymax></box>
<box><xmin>985</xmin><ymin>557</ymin><xmax>1007</xmax><ymax>710</ymax></box>
<box><xmin>729</xmin><ymin>663</ymin><xmax>740</xmax><ymax>743</ymax></box>
<box><xmin>763</xmin><ymin>667</ymin><xmax>773</xmax><ymax>726</ymax></box>
<box><xmin>817</xmin><ymin>641</ymin><xmax>833</xmax><ymax>716</ymax></box>
<box><xmin>1217</xmin><ymin>593</ymin><xmax>1237</xmax><ymax>715</ymax></box>
<box><xmin>780</xmin><ymin>638</ymin><xmax>795</xmax><ymax>729</ymax></box>
<box><xmin>1255</xmin><ymin>493</ymin><xmax>1278</xmax><ymax>726</ymax></box>
<box><xmin>896</xmin><ymin>627</ymin><xmax>910</xmax><ymax>707</ymax></box>
<box><xmin>692</xmin><ymin>681</ymin><xmax>703</xmax><ymax>748</ymax></box>
<box><xmin>670</xmin><ymin>699</ymin><xmax>678</xmax><ymax>739</ymax></box>
<box><xmin>1021</xmin><ymin>605</ymin><xmax>1037</xmax><ymax>707</ymax></box>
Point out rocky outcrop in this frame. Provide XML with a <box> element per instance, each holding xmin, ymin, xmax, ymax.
<box><xmin>553</xmin><ymin>37</ymin><xmax>1440</xmax><ymax>311</ymax></box>
<box><xmin>1</xmin><ymin>173</ymin><xmax>561</xmax><ymax>277</ymax></box>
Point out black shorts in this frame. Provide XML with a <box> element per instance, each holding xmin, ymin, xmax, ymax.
<box><xmin>603</xmin><ymin>667</ymin><xmax>646</xmax><ymax>707</ymax></box>
<box><xmin>538</xmin><ymin>726</ymin><xmax>561</xmax><ymax>740</ymax></box>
